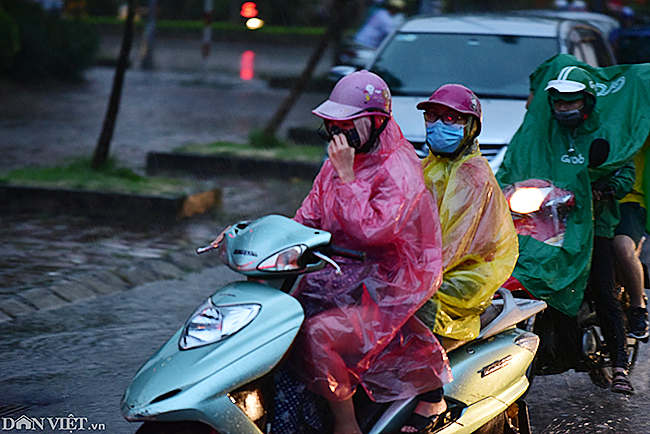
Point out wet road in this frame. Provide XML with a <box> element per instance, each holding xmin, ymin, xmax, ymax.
<box><xmin>1</xmin><ymin>266</ymin><xmax>649</xmax><ymax>434</ymax></box>
<box><xmin>2</xmin><ymin>35</ymin><xmax>650</xmax><ymax>434</ymax></box>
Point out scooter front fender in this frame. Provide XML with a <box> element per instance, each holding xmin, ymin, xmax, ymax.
<box><xmin>121</xmin><ymin>281</ymin><xmax>304</xmax><ymax>432</ymax></box>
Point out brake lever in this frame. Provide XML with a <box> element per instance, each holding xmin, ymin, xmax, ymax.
<box><xmin>196</xmin><ymin>244</ymin><xmax>218</xmax><ymax>254</ymax></box>
<box><xmin>311</xmin><ymin>251</ymin><xmax>342</xmax><ymax>275</ymax></box>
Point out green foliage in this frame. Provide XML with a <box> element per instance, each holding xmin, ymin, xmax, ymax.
<box><xmin>0</xmin><ymin>0</ymin><xmax>99</xmax><ymax>80</ymax></box>
<box><xmin>0</xmin><ymin>157</ymin><xmax>193</xmax><ymax>195</ymax></box>
<box><xmin>80</xmin><ymin>15</ymin><xmax>325</xmax><ymax>36</ymax></box>
<box><xmin>174</xmin><ymin>141</ymin><xmax>325</xmax><ymax>163</ymax></box>
<box><xmin>249</xmin><ymin>130</ymin><xmax>288</xmax><ymax>149</ymax></box>
<box><xmin>0</xmin><ymin>10</ymin><xmax>19</xmax><ymax>70</ymax></box>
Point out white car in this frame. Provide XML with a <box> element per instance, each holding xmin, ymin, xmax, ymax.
<box><xmin>366</xmin><ymin>13</ymin><xmax>617</xmax><ymax>172</ymax></box>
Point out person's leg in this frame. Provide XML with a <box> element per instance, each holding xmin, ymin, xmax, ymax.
<box><xmin>613</xmin><ymin>202</ymin><xmax>649</xmax><ymax>339</ymax></box>
<box><xmin>329</xmin><ymin>398</ymin><xmax>363</xmax><ymax>434</ymax></box>
<box><xmin>589</xmin><ymin>237</ymin><xmax>633</xmax><ymax>394</ymax></box>
<box><xmin>613</xmin><ymin>234</ymin><xmax>646</xmax><ymax>307</ymax></box>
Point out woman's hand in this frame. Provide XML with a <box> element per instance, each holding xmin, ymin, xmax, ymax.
<box><xmin>328</xmin><ymin>133</ymin><xmax>356</xmax><ymax>183</ymax></box>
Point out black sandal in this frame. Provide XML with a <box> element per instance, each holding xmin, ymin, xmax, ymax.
<box><xmin>400</xmin><ymin>389</ymin><xmax>446</xmax><ymax>434</ymax></box>
<box><xmin>611</xmin><ymin>371</ymin><xmax>635</xmax><ymax>395</ymax></box>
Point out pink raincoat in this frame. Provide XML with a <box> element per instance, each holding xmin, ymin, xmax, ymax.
<box><xmin>291</xmin><ymin>119</ymin><xmax>452</xmax><ymax>403</ymax></box>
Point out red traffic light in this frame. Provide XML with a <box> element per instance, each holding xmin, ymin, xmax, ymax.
<box><xmin>240</xmin><ymin>2</ymin><xmax>258</xmax><ymax>18</ymax></box>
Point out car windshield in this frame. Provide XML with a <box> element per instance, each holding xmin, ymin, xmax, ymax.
<box><xmin>370</xmin><ymin>32</ymin><xmax>558</xmax><ymax>98</ymax></box>
<box><xmin>616</xmin><ymin>34</ymin><xmax>650</xmax><ymax>64</ymax></box>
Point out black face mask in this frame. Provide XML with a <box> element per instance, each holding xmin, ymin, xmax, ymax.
<box><xmin>327</xmin><ymin>125</ymin><xmax>362</xmax><ymax>150</ymax></box>
<box><xmin>553</xmin><ymin>109</ymin><xmax>586</xmax><ymax>129</ymax></box>
<box><xmin>319</xmin><ymin>117</ymin><xmax>388</xmax><ymax>154</ymax></box>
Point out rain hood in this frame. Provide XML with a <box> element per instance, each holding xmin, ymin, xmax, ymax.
<box><xmin>292</xmin><ymin>118</ymin><xmax>452</xmax><ymax>403</ymax></box>
<box><xmin>497</xmin><ymin>54</ymin><xmax>650</xmax><ymax>316</ymax></box>
<box><xmin>420</xmin><ymin>151</ymin><xmax>519</xmax><ymax>341</ymax></box>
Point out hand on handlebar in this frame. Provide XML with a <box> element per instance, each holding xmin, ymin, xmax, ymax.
<box><xmin>591</xmin><ymin>181</ymin><xmax>615</xmax><ymax>201</ymax></box>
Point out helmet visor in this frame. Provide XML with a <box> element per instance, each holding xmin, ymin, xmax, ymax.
<box><xmin>544</xmin><ymin>79</ymin><xmax>586</xmax><ymax>93</ymax></box>
<box><xmin>313</xmin><ymin>100</ymin><xmax>389</xmax><ymax>121</ymax></box>
<box><xmin>548</xmin><ymin>88</ymin><xmax>585</xmax><ymax>102</ymax></box>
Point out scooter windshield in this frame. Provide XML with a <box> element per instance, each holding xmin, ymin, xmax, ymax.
<box><xmin>503</xmin><ymin>179</ymin><xmax>574</xmax><ymax>247</ymax></box>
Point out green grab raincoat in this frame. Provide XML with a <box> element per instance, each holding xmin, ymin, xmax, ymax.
<box><xmin>419</xmin><ymin>150</ymin><xmax>519</xmax><ymax>341</ymax></box>
<box><xmin>497</xmin><ymin>54</ymin><xmax>650</xmax><ymax>316</ymax></box>
<box><xmin>593</xmin><ymin>161</ymin><xmax>635</xmax><ymax>238</ymax></box>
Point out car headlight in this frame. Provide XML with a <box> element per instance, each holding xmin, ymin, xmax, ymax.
<box><xmin>179</xmin><ymin>298</ymin><xmax>261</xmax><ymax>350</ymax></box>
<box><xmin>257</xmin><ymin>245</ymin><xmax>306</xmax><ymax>272</ymax></box>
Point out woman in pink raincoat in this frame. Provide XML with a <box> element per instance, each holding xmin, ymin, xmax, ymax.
<box><xmin>290</xmin><ymin>70</ymin><xmax>452</xmax><ymax>434</ymax></box>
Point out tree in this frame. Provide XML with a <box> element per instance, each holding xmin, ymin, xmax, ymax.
<box><xmin>261</xmin><ymin>0</ymin><xmax>349</xmax><ymax>138</ymax></box>
<box><xmin>91</xmin><ymin>0</ymin><xmax>136</xmax><ymax>169</ymax></box>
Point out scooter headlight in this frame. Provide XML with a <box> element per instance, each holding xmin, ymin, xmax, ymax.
<box><xmin>257</xmin><ymin>245</ymin><xmax>306</xmax><ymax>272</ymax></box>
<box><xmin>508</xmin><ymin>187</ymin><xmax>552</xmax><ymax>214</ymax></box>
<box><xmin>179</xmin><ymin>298</ymin><xmax>261</xmax><ymax>350</ymax></box>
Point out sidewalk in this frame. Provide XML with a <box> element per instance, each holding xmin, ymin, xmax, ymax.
<box><xmin>0</xmin><ymin>33</ymin><xmax>329</xmax><ymax>322</ymax></box>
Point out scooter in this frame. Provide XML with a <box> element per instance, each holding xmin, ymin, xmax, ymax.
<box><xmin>121</xmin><ymin>214</ymin><xmax>546</xmax><ymax>434</ymax></box>
<box><xmin>502</xmin><ymin>179</ymin><xmax>647</xmax><ymax>389</ymax></box>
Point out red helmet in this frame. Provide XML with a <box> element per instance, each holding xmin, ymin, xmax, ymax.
<box><xmin>313</xmin><ymin>70</ymin><xmax>391</xmax><ymax>121</ymax></box>
<box><xmin>416</xmin><ymin>84</ymin><xmax>482</xmax><ymax>134</ymax></box>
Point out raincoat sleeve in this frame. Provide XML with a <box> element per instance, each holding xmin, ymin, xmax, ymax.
<box><xmin>419</xmin><ymin>153</ymin><xmax>519</xmax><ymax>341</ymax></box>
<box><xmin>608</xmin><ymin>160</ymin><xmax>635</xmax><ymax>200</ymax></box>
<box><xmin>593</xmin><ymin>160</ymin><xmax>635</xmax><ymax>238</ymax></box>
<box><xmin>328</xmin><ymin>157</ymin><xmax>425</xmax><ymax>248</ymax></box>
<box><xmin>294</xmin><ymin>169</ymin><xmax>325</xmax><ymax>229</ymax></box>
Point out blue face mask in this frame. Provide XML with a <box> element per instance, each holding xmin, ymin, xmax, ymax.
<box><xmin>425</xmin><ymin>120</ymin><xmax>464</xmax><ymax>155</ymax></box>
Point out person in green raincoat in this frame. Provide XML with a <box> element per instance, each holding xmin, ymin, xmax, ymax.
<box><xmin>497</xmin><ymin>54</ymin><xmax>650</xmax><ymax>394</ymax></box>
<box><xmin>400</xmin><ymin>84</ymin><xmax>519</xmax><ymax>434</ymax></box>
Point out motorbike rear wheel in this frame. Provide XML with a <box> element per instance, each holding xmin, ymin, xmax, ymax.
<box><xmin>134</xmin><ymin>422</ymin><xmax>218</xmax><ymax>434</ymax></box>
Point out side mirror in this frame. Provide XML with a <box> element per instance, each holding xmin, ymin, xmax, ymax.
<box><xmin>588</xmin><ymin>138</ymin><xmax>610</xmax><ymax>168</ymax></box>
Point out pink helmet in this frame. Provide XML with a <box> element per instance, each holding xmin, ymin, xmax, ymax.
<box><xmin>416</xmin><ymin>84</ymin><xmax>482</xmax><ymax>132</ymax></box>
<box><xmin>312</xmin><ymin>70</ymin><xmax>392</xmax><ymax>121</ymax></box>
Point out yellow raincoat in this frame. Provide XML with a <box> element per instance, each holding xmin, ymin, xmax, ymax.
<box><xmin>419</xmin><ymin>150</ymin><xmax>519</xmax><ymax>341</ymax></box>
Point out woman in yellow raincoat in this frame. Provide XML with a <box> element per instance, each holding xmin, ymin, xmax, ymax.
<box><xmin>400</xmin><ymin>84</ymin><xmax>519</xmax><ymax>433</ymax></box>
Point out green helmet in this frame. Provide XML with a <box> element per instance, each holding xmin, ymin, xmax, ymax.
<box><xmin>545</xmin><ymin>66</ymin><xmax>597</xmax><ymax>112</ymax></box>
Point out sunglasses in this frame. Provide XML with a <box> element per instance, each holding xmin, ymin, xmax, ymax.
<box><xmin>424</xmin><ymin>111</ymin><xmax>466</xmax><ymax>126</ymax></box>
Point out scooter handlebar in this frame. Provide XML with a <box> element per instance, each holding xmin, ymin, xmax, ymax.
<box><xmin>323</xmin><ymin>244</ymin><xmax>366</xmax><ymax>262</ymax></box>
<box><xmin>196</xmin><ymin>244</ymin><xmax>218</xmax><ymax>254</ymax></box>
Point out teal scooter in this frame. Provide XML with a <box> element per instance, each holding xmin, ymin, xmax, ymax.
<box><xmin>121</xmin><ymin>214</ymin><xmax>546</xmax><ymax>434</ymax></box>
